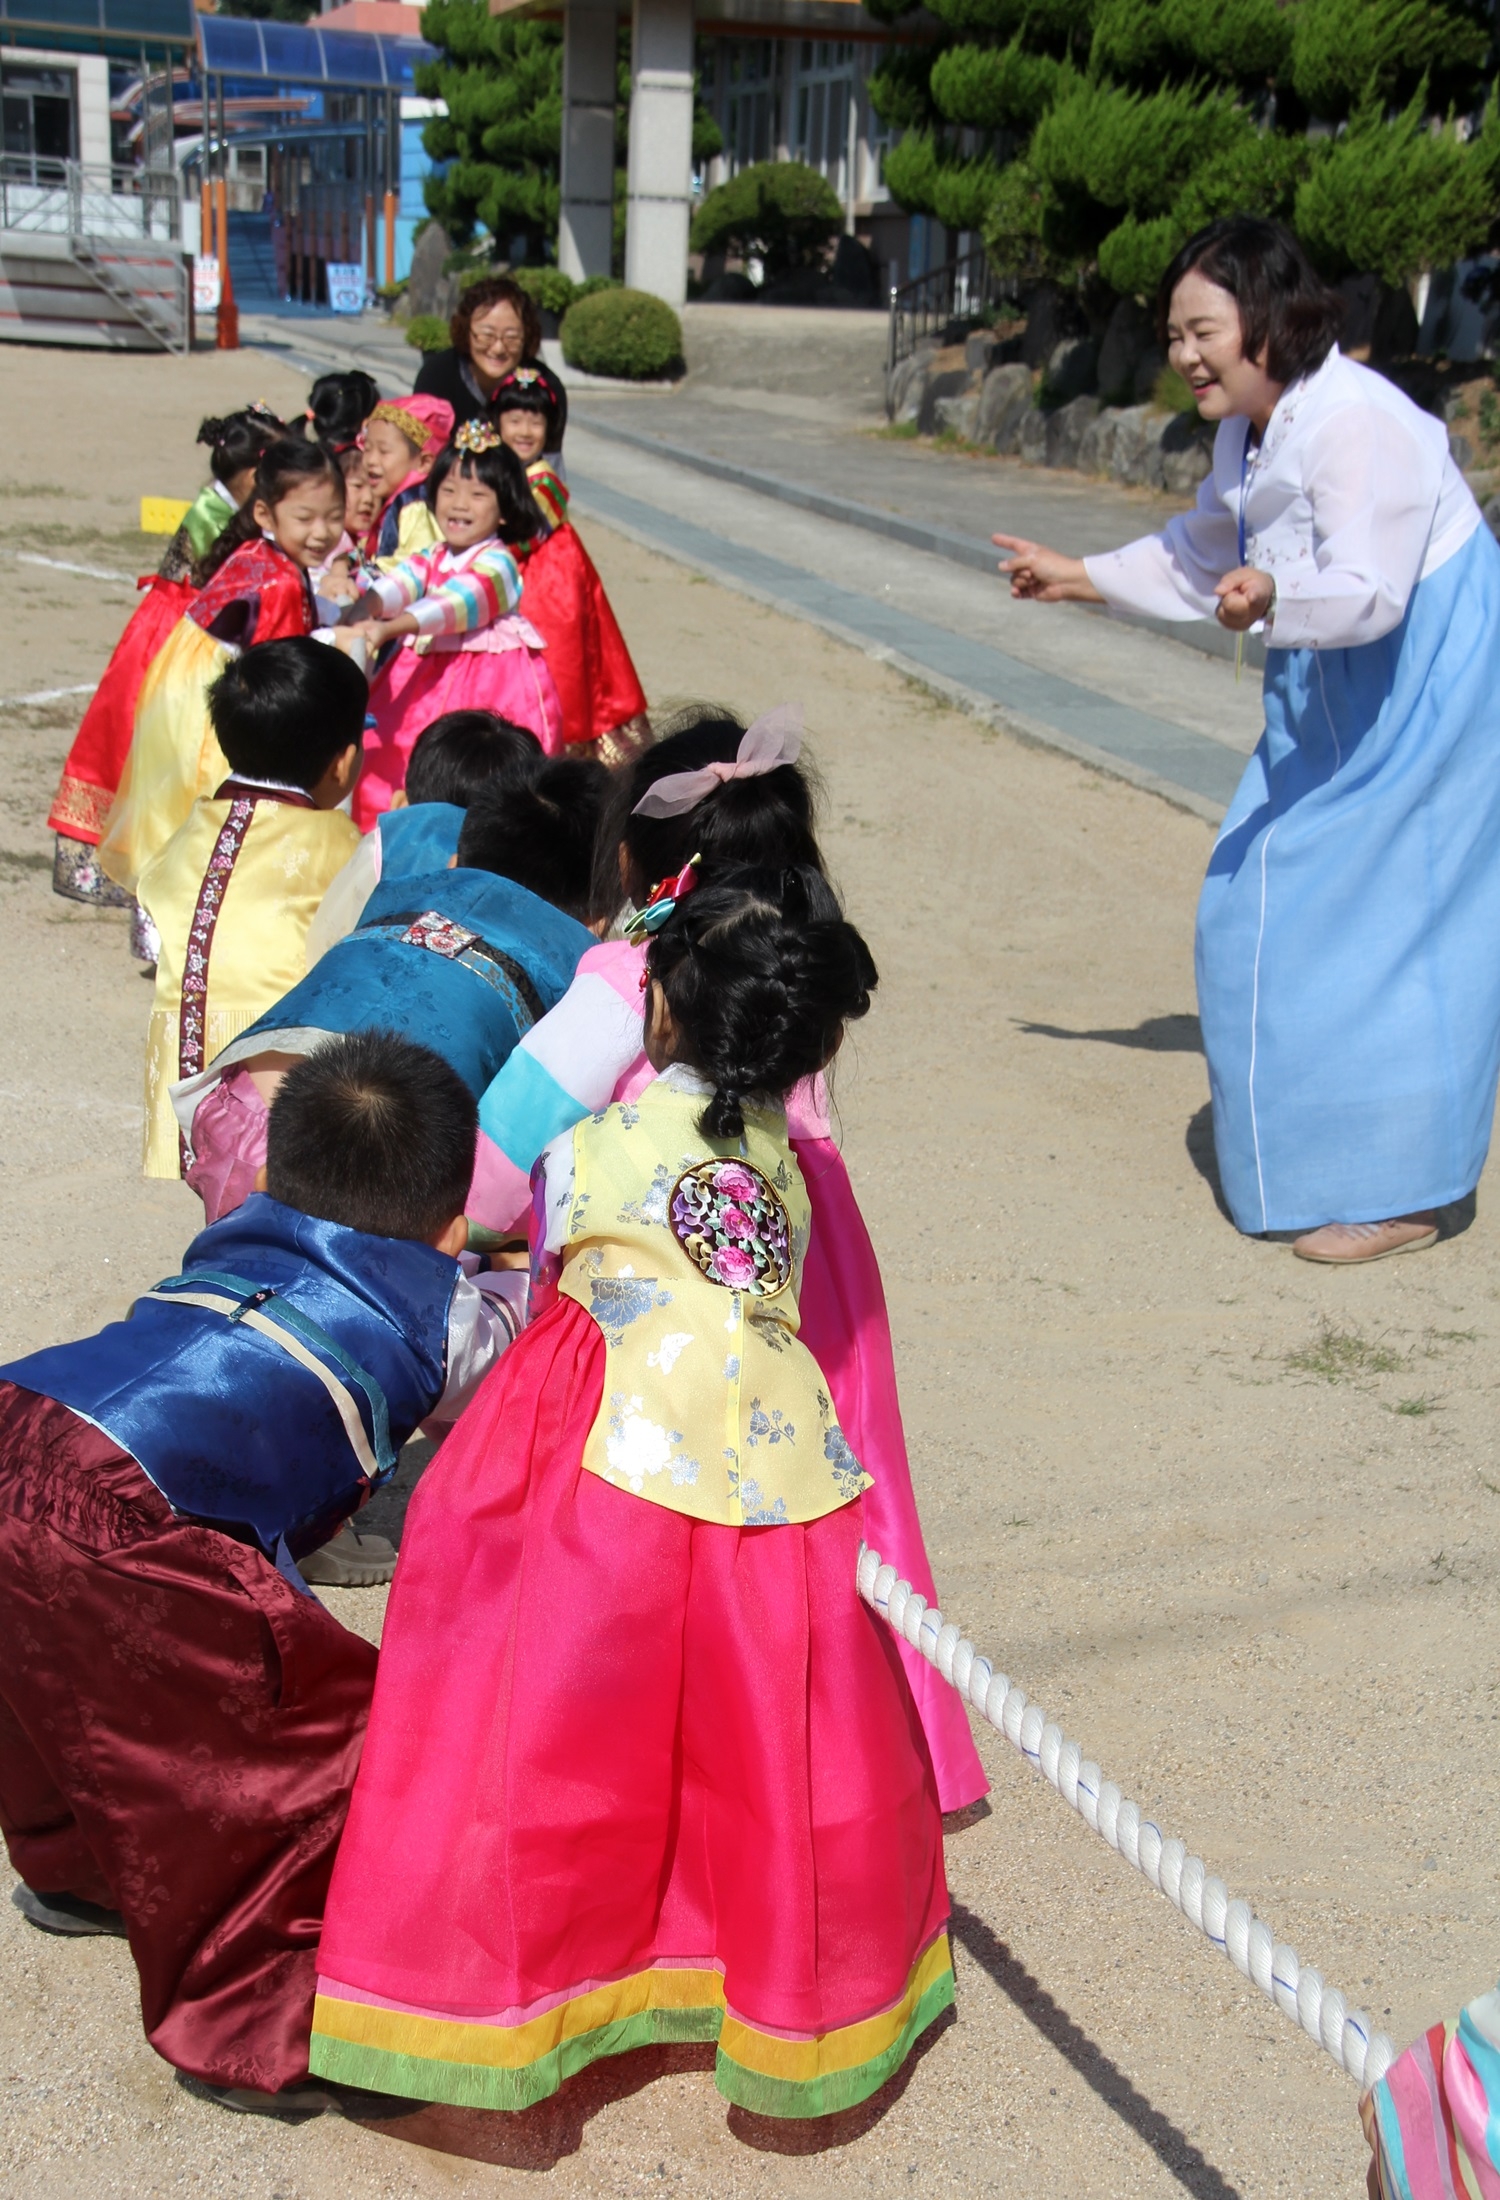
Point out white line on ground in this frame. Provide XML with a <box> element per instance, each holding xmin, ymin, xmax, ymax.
<box><xmin>0</xmin><ymin>683</ymin><xmax>97</xmax><ymax>708</ymax></box>
<box><xmin>9</xmin><ymin>551</ymin><xmax>138</xmax><ymax>585</ymax></box>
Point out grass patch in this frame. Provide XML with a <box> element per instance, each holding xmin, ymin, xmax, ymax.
<box><xmin>1394</xmin><ymin>1394</ymin><xmax>1440</xmax><ymax>1417</ymax></box>
<box><xmin>0</xmin><ymin>479</ymin><xmax>69</xmax><ymax>498</ymax></box>
<box><xmin>873</xmin><ymin>419</ymin><xmax>922</xmax><ymax>440</ymax></box>
<box><xmin>1285</xmin><ymin>1323</ymin><xmax>1404</xmax><ymax>1381</ymax></box>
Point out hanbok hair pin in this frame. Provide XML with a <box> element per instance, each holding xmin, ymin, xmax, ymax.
<box><xmin>455</xmin><ymin>419</ymin><xmax>503</xmax><ymax>455</ymax></box>
<box><xmin>630</xmin><ymin>703</ymin><xmax>803</xmax><ymax>818</ymax></box>
<box><xmin>626</xmin><ymin>854</ymin><xmax>702</xmax><ymax>947</ymax></box>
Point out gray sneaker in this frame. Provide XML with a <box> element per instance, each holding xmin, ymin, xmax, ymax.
<box><xmin>12</xmin><ymin>1884</ymin><xmax>128</xmax><ymax>1937</ymax></box>
<box><xmin>298</xmin><ymin>1523</ymin><xmax>397</xmax><ymax>1588</ymax></box>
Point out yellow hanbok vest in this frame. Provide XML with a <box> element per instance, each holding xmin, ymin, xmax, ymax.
<box><xmin>374</xmin><ymin>496</ymin><xmax>442</xmax><ymax>574</ymax></box>
<box><xmin>136</xmin><ymin>795</ymin><xmax>361</xmax><ymax>1177</ymax></box>
<box><xmin>556</xmin><ymin>1073</ymin><xmax>872</xmax><ymax>1526</ymax></box>
<box><xmin>98</xmin><ymin>619</ymin><xmax>233</xmax><ymax>894</ymax></box>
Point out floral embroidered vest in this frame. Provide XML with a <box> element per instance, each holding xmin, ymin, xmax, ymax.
<box><xmin>555</xmin><ymin>1074</ymin><xmax>870</xmax><ymax>1526</ymax></box>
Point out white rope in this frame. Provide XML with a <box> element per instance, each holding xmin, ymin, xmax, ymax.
<box><xmin>857</xmin><ymin>1542</ymin><xmax>1396</xmax><ymax>2092</ymax></box>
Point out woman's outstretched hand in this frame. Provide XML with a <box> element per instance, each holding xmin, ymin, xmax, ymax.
<box><xmin>1214</xmin><ymin>566</ymin><xmax>1275</xmax><ymax>632</ymax></box>
<box><xmin>993</xmin><ymin>534</ymin><xmax>1104</xmax><ymax>604</ymax></box>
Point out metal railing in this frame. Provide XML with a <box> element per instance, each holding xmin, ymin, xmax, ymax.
<box><xmin>886</xmin><ymin>245</ymin><xmax>1017</xmax><ymax>392</ymax></box>
<box><xmin>0</xmin><ymin>157</ymin><xmax>181</xmax><ymax>244</ymax></box>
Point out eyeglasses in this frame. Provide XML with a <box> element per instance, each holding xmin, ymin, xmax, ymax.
<box><xmin>470</xmin><ymin>327</ymin><xmax>522</xmax><ymax>358</ymax></box>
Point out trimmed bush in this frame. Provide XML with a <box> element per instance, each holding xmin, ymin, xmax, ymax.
<box><xmin>405</xmin><ymin>314</ymin><xmax>452</xmax><ymax>352</ymax></box>
<box><xmin>513</xmin><ymin>266</ymin><xmax>578</xmax><ymax>316</ymax></box>
<box><xmin>689</xmin><ymin>159</ymin><xmax>842</xmax><ymax>279</ymax></box>
<box><xmin>560</xmin><ymin>287</ymin><xmax>682</xmax><ymax>380</ymax></box>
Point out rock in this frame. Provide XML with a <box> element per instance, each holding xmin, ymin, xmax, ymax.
<box><xmin>1018</xmin><ymin>405</ymin><xmax>1050</xmax><ymax>465</ymax></box>
<box><xmin>1484</xmin><ymin>491</ymin><xmax>1500</xmax><ymax>541</ymax></box>
<box><xmin>1107</xmin><ymin>405</ymin><xmax>1171</xmax><ymax>489</ymax></box>
<box><xmin>977</xmin><ymin>361</ymin><xmax>1033</xmax><ymax>448</ymax></box>
<box><xmin>917</xmin><ymin>366</ymin><xmax>975</xmax><ymax>434</ymax></box>
<box><xmin>888</xmin><ymin>346</ymin><xmax>933</xmax><ymax>423</ymax></box>
<box><xmin>1077</xmin><ymin>408</ymin><xmax>1121</xmax><ymax>475</ymax></box>
<box><xmin>1160</xmin><ymin>412</ymin><xmax>1213</xmax><ymax>493</ymax></box>
<box><xmin>934</xmin><ymin>392</ymin><xmax>981</xmax><ymax>440</ymax></box>
<box><xmin>1020</xmin><ymin>278</ymin><xmax>1087</xmax><ymax>369</ymax></box>
<box><xmin>1046</xmin><ymin>335</ymin><xmax>1098</xmax><ymax>402</ymax></box>
<box><xmin>1450</xmin><ymin>430</ymin><xmax>1476</xmax><ymax>471</ymax></box>
<box><xmin>1132</xmin><ymin>345</ymin><xmax>1166</xmax><ymax>401</ymax></box>
<box><xmin>406</xmin><ymin>221</ymin><xmax>458</xmax><ymax>320</ymax></box>
<box><xmin>965</xmin><ymin>330</ymin><xmax>999</xmax><ymax>374</ymax></box>
<box><xmin>1097</xmin><ymin>297</ymin><xmax>1157</xmax><ymax>404</ymax></box>
<box><xmin>1046</xmin><ymin>394</ymin><xmax>1101</xmax><ymax>468</ymax></box>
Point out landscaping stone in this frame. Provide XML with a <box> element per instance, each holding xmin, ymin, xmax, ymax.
<box><xmin>1020</xmin><ymin>279</ymin><xmax>1087</xmax><ymax>369</ymax></box>
<box><xmin>1097</xmin><ymin>297</ymin><xmax>1157</xmax><ymax>404</ymax></box>
<box><xmin>1018</xmin><ymin>406</ymin><xmax>1050</xmax><ymax>464</ymax></box>
<box><xmin>406</xmin><ymin>222</ymin><xmax>458</xmax><ymax>321</ymax></box>
<box><xmin>1112</xmin><ymin>406</ymin><xmax>1173</xmax><ymax>489</ymax></box>
<box><xmin>1045</xmin><ymin>335</ymin><xmax>1098</xmax><ymax>402</ymax></box>
<box><xmin>934</xmin><ymin>391</ymin><xmax>981</xmax><ymax>439</ymax></box>
<box><xmin>965</xmin><ymin>330</ymin><xmax>1001</xmax><ymax>373</ymax></box>
<box><xmin>1077</xmin><ymin>408</ymin><xmax>1122</xmax><ymax>476</ymax></box>
<box><xmin>977</xmin><ymin>361</ymin><xmax>1033</xmax><ymax>448</ymax></box>
<box><xmin>887</xmin><ymin>349</ymin><xmax>929</xmax><ymax>422</ymax></box>
<box><xmin>1483</xmin><ymin>491</ymin><xmax>1500</xmax><ymax>541</ymax></box>
<box><xmin>1159</xmin><ymin>412</ymin><xmax>1214</xmax><ymax>493</ymax></box>
<box><xmin>1046</xmin><ymin>394</ymin><xmax>1101</xmax><ymax>468</ymax></box>
<box><xmin>1450</xmin><ymin>430</ymin><xmax>1476</xmax><ymax>471</ymax></box>
<box><xmin>917</xmin><ymin>367</ymin><xmax>974</xmax><ymax>434</ymax></box>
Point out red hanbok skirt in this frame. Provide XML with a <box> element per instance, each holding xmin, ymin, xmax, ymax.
<box><xmin>48</xmin><ymin>576</ymin><xmax>193</xmax><ymax>843</ymax></box>
<box><xmin>311</xmin><ymin>1296</ymin><xmax>953</xmax><ymax>2117</ymax></box>
<box><xmin>520</xmin><ymin>525</ymin><xmax>647</xmax><ymax>748</ymax></box>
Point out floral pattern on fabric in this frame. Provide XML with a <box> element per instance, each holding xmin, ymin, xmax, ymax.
<box><xmin>670</xmin><ymin>1160</ymin><xmax>793</xmax><ymax>1297</ymax></box>
<box><xmin>587</xmin><ymin>1276</ymin><xmax>672</xmax><ymax>1346</ymax></box>
<box><xmin>179</xmin><ymin>798</ymin><xmax>256</xmax><ymax>1084</ymax></box>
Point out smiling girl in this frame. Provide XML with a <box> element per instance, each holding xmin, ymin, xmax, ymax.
<box><xmin>100</xmin><ymin>440</ymin><xmax>347</xmax><ymax>920</ymax></box>
<box><xmin>994</xmin><ymin>215</ymin><xmax>1500</xmax><ymax>1266</ymax></box>
<box><xmin>344</xmin><ymin>421</ymin><xmax>562</xmax><ymax>824</ymax></box>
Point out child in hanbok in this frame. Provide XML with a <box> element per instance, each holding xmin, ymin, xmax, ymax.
<box><xmin>467</xmin><ymin>704</ymin><xmax>989</xmax><ymax>1814</ymax></box>
<box><xmin>301</xmin><ymin>368</ymin><xmax>379</xmax><ymax>457</ymax></box>
<box><xmin>360</xmin><ymin>395</ymin><xmax>450</xmax><ymax>567</ymax></box>
<box><xmin>100</xmin><ymin>439</ymin><xmax>346</xmax><ymax>914</ymax></box>
<box><xmin>49</xmin><ymin>402</ymin><xmax>284</xmax><ymax>904</ymax></box>
<box><xmin>311</xmin><ymin>864</ymin><xmax>954</xmax><ymax>2116</ymax></box>
<box><xmin>345</xmin><ymin>421</ymin><xmax>562</xmax><ymax>828</ymax></box>
<box><xmin>311</xmin><ymin>450</ymin><xmax>381</xmax><ymax>622</ymax></box>
<box><xmin>492</xmin><ymin>366</ymin><xmax>651</xmax><ymax>763</ymax></box>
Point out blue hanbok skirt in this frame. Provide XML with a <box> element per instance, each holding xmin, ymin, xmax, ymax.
<box><xmin>1197</xmin><ymin>522</ymin><xmax>1500</xmax><ymax>1234</ymax></box>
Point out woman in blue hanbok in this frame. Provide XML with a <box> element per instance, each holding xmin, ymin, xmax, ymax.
<box><xmin>995</xmin><ymin>216</ymin><xmax>1500</xmax><ymax>1263</ymax></box>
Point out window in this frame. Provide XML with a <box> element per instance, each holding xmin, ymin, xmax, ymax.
<box><xmin>1</xmin><ymin>63</ymin><xmax>77</xmax><ymax>180</ymax></box>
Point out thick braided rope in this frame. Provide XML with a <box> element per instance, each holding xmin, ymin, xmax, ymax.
<box><xmin>857</xmin><ymin>1543</ymin><xmax>1396</xmax><ymax>2092</ymax></box>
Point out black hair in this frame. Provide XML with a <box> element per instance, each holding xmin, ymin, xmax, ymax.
<box><xmin>194</xmin><ymin>437</ymin><xmax>345</xmax><ymax>587</ymax></box>
<box><xmin>647</xmin><ymin>865</ymin><xmax>877</xmax><ymax>1141</ymax></box>
<box><xmin>304</xmin><ymin>370</ymin><xmax>380</xmax><ymax>454</ymax></box>
<box><xmin>455</xmin><ymin>755</ymin><xmax>609</xmax><ymax>922</ymax></box>
<box><xmin>1159</xmin><ymin>216</ymin><xmax>1344</xmax><ymax>387</ymax></box>
<box><xmin>490</xmin><ymin>366</ymin><xmax>561</xmax><ymax>445</ymax></box>
<box><xmin>195</xmin><ymin>402</ymin><xmax>285</xmax><ymax>487</ymax></box>
<box><xmin>208</xmin><ymin>636</ymin><xmax>367</xmax><ymax>789</ymax></box>
<box><xmin>595</xmin><ymin>705</ymin><xmax>825</xmax><ymax>923</ymax></box>
<box><xmin>424</xmin><ymin>438</ymin><xmax>545</xmax><ymax>546</ymax></box>
<box><xmin>266</xmin><ymin>1029</ymin><xmax>477</xmax><ymax>1242</ymax></box>
<box><xmin>404</xmin><ymin>709</ymin><xmax>543</xmax><ymax>809</ymax></box>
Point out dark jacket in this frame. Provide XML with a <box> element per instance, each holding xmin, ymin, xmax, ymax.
<box><xmin>414</xmin><ymin>346</ymin><xmax>569</xmax><ymax>448</ymax></box>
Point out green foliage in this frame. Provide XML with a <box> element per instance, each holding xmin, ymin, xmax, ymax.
<box><xmin>932</xmin><ymin>153</ymin><xmax>1006</xmax><ymax>231</ymax></box>
<box><xmin>929</xmin><ymin>40</ymin><xmax>1064</xmax><ymax>131</ymax></box>
<box><xmin>1096</xmin><ymin>214</ymin><xmax>1180</xmax><ymax>296</ymax></box>
<box><xmin>688</xmin><ymin>160</ymin><xmax>843</xmax><ymax>277</ymax></box>
<box><xmin>1032</xmin><ymin>79</ymin><xmax>1255</xmax><ymax>218</ymax></box>
<box><xmin>1291</xmin><ymin>0</ymin><xmax>1489</xmax><ymax>121</ymax></box>
<box><xmin>1295</xmin><ymin>87</ymin><xmax>1495</xmax><ymax>289</ymax></box>
<box><xmin>560</xmin><ymin>287</ymin><xmax>682</xmax><ymax>379</ymax></box>
<box><xmin>405</xmin><ymin>315</ymin><xmax>452</xmax><ymax>352</ymax></box>
<box><xmin>867</xmin><ymin>47</ymin><xmax>941</xmax><ymax>135</ymax></box>
<box><xmin>416</xmin><ymin>0</ymin><xmax>562</xmax><ymax>255</ymax></box>
<box><xmin>1091</xmin><ymin>0</ymin><xmax>1290</xmax><ymax>87</ymax></box>
<box><xmin>980</xmin><ymin>159</ymin><xmax>1077</xmax><ymax>283</ymax></box>
<box><xmin>513</xmin><ymin>266</ymin><xmax>578</xmax><ymax>315</ymax></box>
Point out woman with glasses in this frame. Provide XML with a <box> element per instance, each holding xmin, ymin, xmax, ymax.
<box><xmin>414</xmin><ymin>276</ymin><xmax>568</xmax><ymax>463</ymax></box>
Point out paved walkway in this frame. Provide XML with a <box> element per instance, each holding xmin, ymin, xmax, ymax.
<box><xmin>241</xmin><ymin>311</ymin><xmax>1265</xmax><ymax>822</ymax></box>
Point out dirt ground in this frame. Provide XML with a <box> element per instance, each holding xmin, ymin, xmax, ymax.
<box><xmin>2</xmin><ymin>344</ymin><xmax>1496</xmax><ymax>2200</ymax></box>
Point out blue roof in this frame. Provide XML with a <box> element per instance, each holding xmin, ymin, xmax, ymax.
<box><xmin>198</xmin><ymin>13</ymin><xmax>435</xmax><ymax>88</ymax></box>
<box><xmin>0</xmin><ymin>0</ymin><xmax>194</xmax><ymax>50</ymax></box>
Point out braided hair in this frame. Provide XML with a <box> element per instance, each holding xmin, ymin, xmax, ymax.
<box><xmin>194</xmin><ymin>403</ymin><xmax>285</xmax><ymax>486</ymax></box>
<box><xmin>646</xmin><ymin>865</ymin><xmax>877</xmax><ymax>1141</ymax></box>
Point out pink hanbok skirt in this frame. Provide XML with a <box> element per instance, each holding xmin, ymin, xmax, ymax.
<box><xmin>357</xmin><ymin>618</ymin><xmax>564</xmax><ymax>829</ymax></box>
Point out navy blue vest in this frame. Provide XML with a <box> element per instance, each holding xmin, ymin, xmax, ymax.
<box><xmin>0</xmin><ymin>1195</ymin><xmax>457</xmax><ymax>1559</ymax></box>
<box><xmin>234</xmin><ymin>868</ymin><xmax>591</xmax><ymax>1097</ymax></box>
<box><xmin>376</xmin><ymin>801</ymin><xmax>464</xmax><ymax>879</ymax></box>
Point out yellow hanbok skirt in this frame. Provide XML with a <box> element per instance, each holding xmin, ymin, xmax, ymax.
<box><xmin>99</xmin><ymin>619</ymin><xmax>232</xmax><ymax>895</ymax></box>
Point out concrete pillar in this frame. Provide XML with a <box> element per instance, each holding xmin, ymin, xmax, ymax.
<box><xmin>559</xmin><ymin>0</ymin><xmax>617</xmax><ymax>282</ymax></box>
<box><xmin>624</xmin><ymin>0</ymin><xmax>694</xmax><ymax>306</ymax></box>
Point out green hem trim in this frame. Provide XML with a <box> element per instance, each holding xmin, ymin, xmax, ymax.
<box><xmin>715</xmin><ymin>1967</ymin><xmax>955</xmax><ymax>2119</ymax></box>
<box><xmin>310</xmin><ymin>2004</ymin><xmax>721</xmax><ymax>2111</ymax></box>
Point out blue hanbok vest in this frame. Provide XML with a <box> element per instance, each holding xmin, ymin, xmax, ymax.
<box><xmin>236</xmin><ymin>868</ymin><xmax>591</xmax><ymax>1097</ymax></box>
<box><xmin>377</xmin><ymin>801</ymin><xmax>464</xmax><ymax>879</ymax></box>
<box><xmin>0</xmin><ymin>1194</ymin><xmax>456</xmax><ymax>1559</ymax></box>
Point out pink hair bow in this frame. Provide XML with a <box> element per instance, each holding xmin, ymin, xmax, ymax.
<box><xmin>631</xmin><ymin>702</ymin><xmax>803</xmax><ymax>818</ymax></box>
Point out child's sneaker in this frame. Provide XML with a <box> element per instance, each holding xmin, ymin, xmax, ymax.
<box><xmin>299</xmin><ymin>1522</ymin><xmax>397</xmax><ymax>1587</ymax></box>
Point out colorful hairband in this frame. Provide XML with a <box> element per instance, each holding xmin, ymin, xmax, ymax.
<box><xmin>631</xmin><ymin>703</ymin><xmax>803</xmax><ymax>818</ymax></box>
<box><xmin>625</xmin><ymin>854</ymin><xmax>701</xmax><ymax>942</ymax></box>
<box><xmin>455</xmin><ymin>419</ymin><xmax>503</xmax><ymax>454</ymax></box>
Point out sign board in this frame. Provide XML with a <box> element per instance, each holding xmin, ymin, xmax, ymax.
<box><xmin>140</xmin><ymin>497</ymin><xmax>191</xmax><ymax>536</ymax></box>
<box><xmin>326</xmin><ymin>261</ymin><xmax>366</xmax><ymax>315</ymax></box>
<box><xmin>193</xmin><ymin>254</ymin><xmax>221</xmax><ymax>313</ymax></box>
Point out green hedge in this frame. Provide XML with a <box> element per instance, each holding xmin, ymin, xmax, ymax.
<box><xmin>560</xmin><ymin>287</ymin><xmax>682</xmax><ymax>380</ymax></box>
<box><xmin>405</xmin><ymin>314</ymin><xmax>452</xmax><ymax>352</ymax></box>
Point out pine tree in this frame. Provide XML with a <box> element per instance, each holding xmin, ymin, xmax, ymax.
<box><xmin>417</xmin><ymin>0</ymin><xmax>562</xmax><ymax>257</ymax></box>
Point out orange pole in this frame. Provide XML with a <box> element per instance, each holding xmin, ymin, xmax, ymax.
<box><xmin>383</xmin><ymin>189</ymin><xmax>396</xmax><ymax>290</ymax></box>
<box><xmin>365</xmin><ymin>191</ymin><xmax>375</xmax><ymax>287</ymax></box>
<box><xmin>215</xmin><ymin>176</ymin><xmax>239</xmax><ymax>350</ymax></box>
<box><xmin>200</xmin><ymin>174</ymin><xmax>212</xmax><ymax>263</ymax></box>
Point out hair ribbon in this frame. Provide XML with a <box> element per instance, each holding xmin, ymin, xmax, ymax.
<box><xmin>630</xmin><ymin>703</ymin><xmax>802</xmax><ymax>818</ymax></box>
<box><xmin>625</xmin><ymin>854</ymin><xmax>701</xmax><ymax>942</ymax></box>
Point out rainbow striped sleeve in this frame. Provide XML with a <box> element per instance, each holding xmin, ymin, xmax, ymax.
<box><xmin>526</xmin><ymin>463</ymin><xmax>570</xmax><ymax>533</ymax></box>
<box><xmin>407</xmin><ymin>543</ymin><xmax>521</xmax><ymax>639</ymax></box>
<box><xmin>469</xmin><ymin>945</ymin><xmax>647</xmax><ymax>1233</ymax></box>
<box><xmin>366</xmin><ymin>549</ymin><xmax>430</xmax><ymax>616</ymax></box>
<box><xmin>1364</xmin><ymin>1986</ymin><xmax>1500</xmax><ymax>2198</ymax></box>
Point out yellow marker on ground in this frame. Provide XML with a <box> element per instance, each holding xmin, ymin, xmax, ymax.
<box><xmin>139</xmin><ymin>496</ymin><xmax>192</xmax><ymax>535</ymax></box>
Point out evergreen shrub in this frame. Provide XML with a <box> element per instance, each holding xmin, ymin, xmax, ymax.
<box><xmin>405</xmin><ymin>315</ymin><xmax>452</xmax><ymax>352</ymax></box>
<box><xmin>689</xmin><ymin>160</ymin><xmax>843</xmax><ymax>278</ymax></box>
<box><xmin>560</xmin><ymin>287</ymin><xmax>682</xmax><ymax>378</ymax></box>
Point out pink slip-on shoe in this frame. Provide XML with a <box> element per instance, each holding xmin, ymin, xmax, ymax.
<box><xmin>1292</xmin><ymin>1215</ymin><xmax>1439</xmax><ymax>1264</ymax></box>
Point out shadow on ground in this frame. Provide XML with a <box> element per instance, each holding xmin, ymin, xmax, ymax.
<box><xmin>1015</xmin><ymin>1013</ymin><xmax>1203</xmax><ymax>1053</ymax></box>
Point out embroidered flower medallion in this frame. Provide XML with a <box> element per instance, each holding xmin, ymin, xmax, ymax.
<box><xmin>669</xmin><ymin>1159</ymin><xmax>792</xmax><ymax>1297</ymax></box>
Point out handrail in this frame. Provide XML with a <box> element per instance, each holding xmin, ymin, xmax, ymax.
<box><xmin>886</xmin><ymin>245</ymin><xmax>1017</xmax><ymax>404</ymax></box>
<box><xmin>0</xmin><ymin>157</ymin><xmax>181</xmax><ymax>243</ymax></box>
